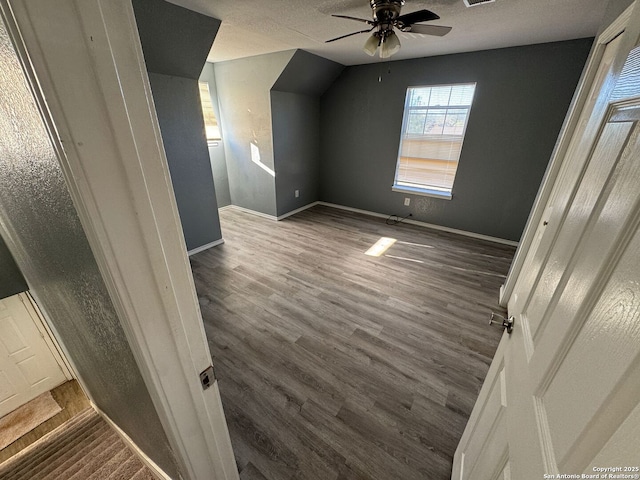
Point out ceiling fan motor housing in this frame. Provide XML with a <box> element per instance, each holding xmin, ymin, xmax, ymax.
<box><xmin>370</xmin><ymin>0</ymin><xmax>404</xmax><ymax>24</ymax></box>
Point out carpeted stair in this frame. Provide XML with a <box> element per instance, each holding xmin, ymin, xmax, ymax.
<box><xmin>0</xmin><ymin>408</ymin><xmax>157</xmax><ymax>480</ymax></box>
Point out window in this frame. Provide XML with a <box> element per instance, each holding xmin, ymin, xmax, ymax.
<box><xmin>393</xmin><ymin>83</ymin><xmax>476</xmax><ymax>199</ymax></box>
<box><xmin>198</xmin><ymin>82</ymin><xmax>222</xmax><ymax>142</ymax></box>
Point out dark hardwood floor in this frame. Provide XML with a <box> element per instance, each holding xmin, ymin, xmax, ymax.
<box><xmin>191</xmin><ymin>205</ymin><xmax>515</xmax><ymax>480</ymax></box>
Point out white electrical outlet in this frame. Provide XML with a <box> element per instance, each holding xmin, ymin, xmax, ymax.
<box><xmin>295</xmin><ymin>190</ymin><xmax>300</xmax><ymax>198</ymax></box>
<box><xmin>404</xmin><ymin>198</ymin><xmax>410</xmax><ymax>206</ymax></box>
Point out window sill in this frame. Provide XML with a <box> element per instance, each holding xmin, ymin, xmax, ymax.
<box><xmin>392</xmin><ymin>185</ymin><xmax>452</xmax><ymax>200</ymax></box>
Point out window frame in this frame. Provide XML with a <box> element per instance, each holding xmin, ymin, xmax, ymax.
<box><xmin>393</xmin><ymin>82</ymin><xmax>477</xmax><ymax>200</ymax></box>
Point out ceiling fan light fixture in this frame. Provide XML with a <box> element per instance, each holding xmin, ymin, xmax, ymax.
<box><xmin>363</xmin><ymin>33</ymin><xmax>380</xmax><ymax>56</ymax></box>
<box><xmin>380</xmin><ymin>30</ymin><xmax>401</xmax><ymax>58</ymax></box>
<box><xmin>327</xmin><ymin>2</ymin><xmax>450</xmax><ymax>59</ymax></box>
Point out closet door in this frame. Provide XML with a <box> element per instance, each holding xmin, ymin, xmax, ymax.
<box><xmin>0</xmin><ymin>294</ymin><xmax>67</xmax><ymax>417</ymax></box>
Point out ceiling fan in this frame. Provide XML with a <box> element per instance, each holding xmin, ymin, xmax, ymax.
<box><xmin>326</xmin><ymin>0</ymin><xmax>452</xmax><ymax>59</ymax></box>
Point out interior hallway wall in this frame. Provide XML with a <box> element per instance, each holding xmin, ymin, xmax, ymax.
<box><xmin>0</xmin><ymin>16</ymin><xmax>179</xmax><ymax>479</ymax></box>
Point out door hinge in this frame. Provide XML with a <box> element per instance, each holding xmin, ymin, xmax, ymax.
<box><xmin>199</xmin><ymin>365</ymin><xmax>216</xmax><ymax>390</ymax></box>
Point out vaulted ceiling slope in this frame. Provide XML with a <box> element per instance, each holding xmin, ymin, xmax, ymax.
<box><xmin>168</xmin><ymin>0</ymin><xmax>612</xmax><ymax>66</ymax></box>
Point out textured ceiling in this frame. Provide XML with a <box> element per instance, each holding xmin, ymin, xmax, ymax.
<box><xmin>167</xmin><ymin>0</ymin><xmax>608</xmax><ymax>66</ymax></box>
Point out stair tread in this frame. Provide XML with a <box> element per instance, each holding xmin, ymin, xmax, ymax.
<box><xmin>0</xmin><ymin>408</ymin><xmax>156</xmax><ymax>480</ymax></box>
<box><xmin>0</xmin><ymin>409</ymin><xmax>100</xmax><ymax>477</ymax></box>
<box><xmin>5</xmin><ymin>412</ymin><xmax>108</xmax><ymax>479</ymax></box>
<box><xmin>106</xmin><ymin>455</ymin><xmax>147</xmax><ymax>480</ymax></box>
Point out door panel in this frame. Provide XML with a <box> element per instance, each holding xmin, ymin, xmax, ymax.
<box><xmin>498</xmin><ymin>463</ymin><xmax>511</xmax><ymax>480</ymax></box>
<box><xmin>461</xmin><ymin>365</ymin><xmax>507</xmax><ymax>480</ymax></box>
<box><xmin>586</xmin><ymin>401</ymin><xmax>640</xmax><ymax>471</ymax></box>
<box><xmin>453</xmin><ymin>341</ymin><xmax>511</xmax><ymax>480</ymax></box>
<box><xmin>453</xmin><ymin>19</ymin><xmax>640</xmax><ymax>480</ymax></box>
<box><xmin>525</xmin><ymin>121</ymin><xmax>634</xmax><ymax>339</ymax></box>
<box><xmin>545</xmin><ymin>225</ymin><xmax>640</xmax><ymax>470</ymax></box>
<box><xmin>514</xmin><ymin>109</ymin><xmax>640</xmax><ymax>478</ymax></box>
<box><xmin>530</xmin><ymin>124</ymin><xmax>640</xmax><ymax>391</ymax></box>
<box><xmin>0</xmin><ymin>294</ymin><xmax>67</xmax><ymax>417</ymax></box>
<box><xmin>511</xmin><ymin>35</ymin><xmax>623</xmax><ymax>317</ymax></box>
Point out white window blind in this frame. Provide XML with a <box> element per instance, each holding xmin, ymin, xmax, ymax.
<box><xmin>198</xmin><ymin>82</ymin><xmax>222</xmax><ymax>142</ymax></box>
<box><xmin>394</xmin><ymin>83</ymin><xmax>476</xmax><ymax>198</ymax></box>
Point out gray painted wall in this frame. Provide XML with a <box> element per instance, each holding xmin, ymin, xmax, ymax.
<box><xmin>271</xmin><ymin>51</ymin><xmax>344</xmax><ymax>216</ymax></box>
<box><xmin>133</xmin><ymin>0</ymin><xmax>222</xmax><ymax>250</ymax></box>
<box><xmin>213</xmin><ymin>50</ymin><xmax>343</xmax><ymax>216</ymax></box>
<box><xmin>132</xmin><ymin>0</ymin><xmax>218</xmax><ymax>80</ymax></box>
<box><xmin>272</xmin><ymin>91</ymin><xmax>321</xmax><ymax>215</ymax></box>
<box><xmin>214</xmin><ymin>51</ymin><xmax>294</xmax><ymax>216</ymax></box>
<box><xmin>148</xmin><ymin>73</ymin><xmax>223</xmax><ymax>249</ymax></box>
<box><xmin>0</xmin><ymin>235</ymin><xmax>27</xmax><ymax>299</ymax></box>
<box><xmin>200</xmin><ymin>62</ymin><xmax>231</xmax><ymax>208</ymax></box>
<box><xmin>0</xmin><ymin>18</ymin><xmax>179</xmax><ymax>479</ymax></box>
<box><xmin>272</xmin><ymin>50</ymin><xmax>345</xmax><ymax>97</ymax></box>
<box><xmin>320</xmin><ymin>38</ymin><xmax>593</xmax><ymax>242</ymax></box>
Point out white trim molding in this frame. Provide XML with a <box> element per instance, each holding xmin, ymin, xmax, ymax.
<box><xmin>392</xmin><ymin>185</ymin><xmax>452</xmax><ymax>201</ymax></box>
<box><xmin>227</xmin><ymin>205</ymin><xmax>278</xmax><ymax>221</ymax></box>
<box><xmin>188</xmin><ymin>239</ymin><xmax>225</xmax><ymax>256</ymax></box>
<box><xmin>318</xmin><ymin>202</ymin><xmax>519</xmax><ymax>247</ymax></box>
<box><xmin>0</xmin><ymin>1</ymin><xmax>239</xmax><ymax>479</ymax></box>
<box><xmin>220</xmin><ymin>201</ymin><xmax>517</xmax><ymax>246</ymax></box>
<box><xmin>22</xmin><ymin>293</ymin><xmax>74</xmax><ymax>382</ymax></box>
<box><xmin>219</xmin><ymin>202</ymin><xmax>320</xmax><ymax>221</ymax></box>
<box><xmin>277</xmin><ymin>202</ymin><xmax>320</xmax><ymax>220</ymax></box>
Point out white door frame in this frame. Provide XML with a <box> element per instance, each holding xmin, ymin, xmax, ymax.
<box><xmin>499</xmin><ymin>2</ymin><xmax>636</xmax><ymax>306</ymax></box>
<box><xmin>0</xmin><ymin>1</ymin><xmax>238</xmax><ymax>479</ymax></box>
<box><xmin>21</xmin><ymin>292</ymin><xmax>74</xmax><ymax>383</ymax></box>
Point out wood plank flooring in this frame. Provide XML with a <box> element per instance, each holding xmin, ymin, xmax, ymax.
<box><xmin>190</xmin><ymin>205</ymin><xmax>515</xmax><ymax>480</ymax></box>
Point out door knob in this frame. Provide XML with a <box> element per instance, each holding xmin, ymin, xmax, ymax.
<box><xmin>490</xmin><ymin>312</ymin><xmax>515</xmax><ymax>334</ymax></box>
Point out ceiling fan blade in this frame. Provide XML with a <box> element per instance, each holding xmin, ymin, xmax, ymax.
<box><xmin>396</xmin><ymin>9</ymin><xmax>440</xmax><ymax>26</ymax></box>
<box><xmin>331</xmin><ymin>14</ymin><xmax>374</xmax><ymax>25</ymax></box>
<box><xmin>326</xmin><ymin>28</ymin><xmax>373</xmax><ymax>43</ymax></box>
<box><xmin>404</xmin><ymin>24</ymin><xmax>452</xmax><ymax>37</ymax></box>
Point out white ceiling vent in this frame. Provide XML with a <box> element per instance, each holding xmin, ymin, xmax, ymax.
<box><xmin>463</xmin><ymin>0</ymin><xmax>496</xmax><ymax>7</ymax></box>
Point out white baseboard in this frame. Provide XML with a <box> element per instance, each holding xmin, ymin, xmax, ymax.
<box><xmin>219</xmin><ymin>203</ymin><xmax>320</xmax><ymax>222</ymax></box>
<box><xmin>188</xmin><ymin>239</ymin><xmax>224</xmax><ymax>256</ymax></box>
<box><xmin>317</xmin><ymin>202</ymin><xmax>518</xmax><ymax>247</ymax></box>
<box><xmin>218</xmin><ymin>201</ymin><xmax>517</xmax><ymax>246</ymax></box>
<box><xmin>92</xmin><ymin>404</ymin><xmax>173</xmax><ymax>480</ymax></box>
<box><xmin>277</xmin><ymin>202</ymin><xmax>320</xmax><ymax>220</ymax></box>
<box><xmin>499</xmin><ymin>283</ymin><xmax>506</xmax><ymax>306</ymax></box>
<box><xmin>224</xmin><ymin>205</ymin><xmax>277</xmax><ymax>221</ymax></box>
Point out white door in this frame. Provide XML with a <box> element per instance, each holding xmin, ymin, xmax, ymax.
<box><xmin>453</xmin><ymin>14</ymin><xmax>640</xmax><ymax>480</ymax></box>
<box><xmin>0</xmin><ymin>293</ymin><xmax>68</xmax><ymax>417</ymax></box>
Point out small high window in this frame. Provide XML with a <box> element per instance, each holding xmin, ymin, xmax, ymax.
<box><xmin>198</xmin><ymin>82</ymin><xmax>222</xmax><ymax>142</ymax></box>
<box><xmin>393</xmin><ymin>83</ymin><xmax>476</xmax><ymax>199</ymax></box>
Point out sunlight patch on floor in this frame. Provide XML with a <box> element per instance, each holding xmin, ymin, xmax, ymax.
<box><xmin>365</xmin><ymin>237</ymin><xmax>397</xmax><ymax>257</ymax></box>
